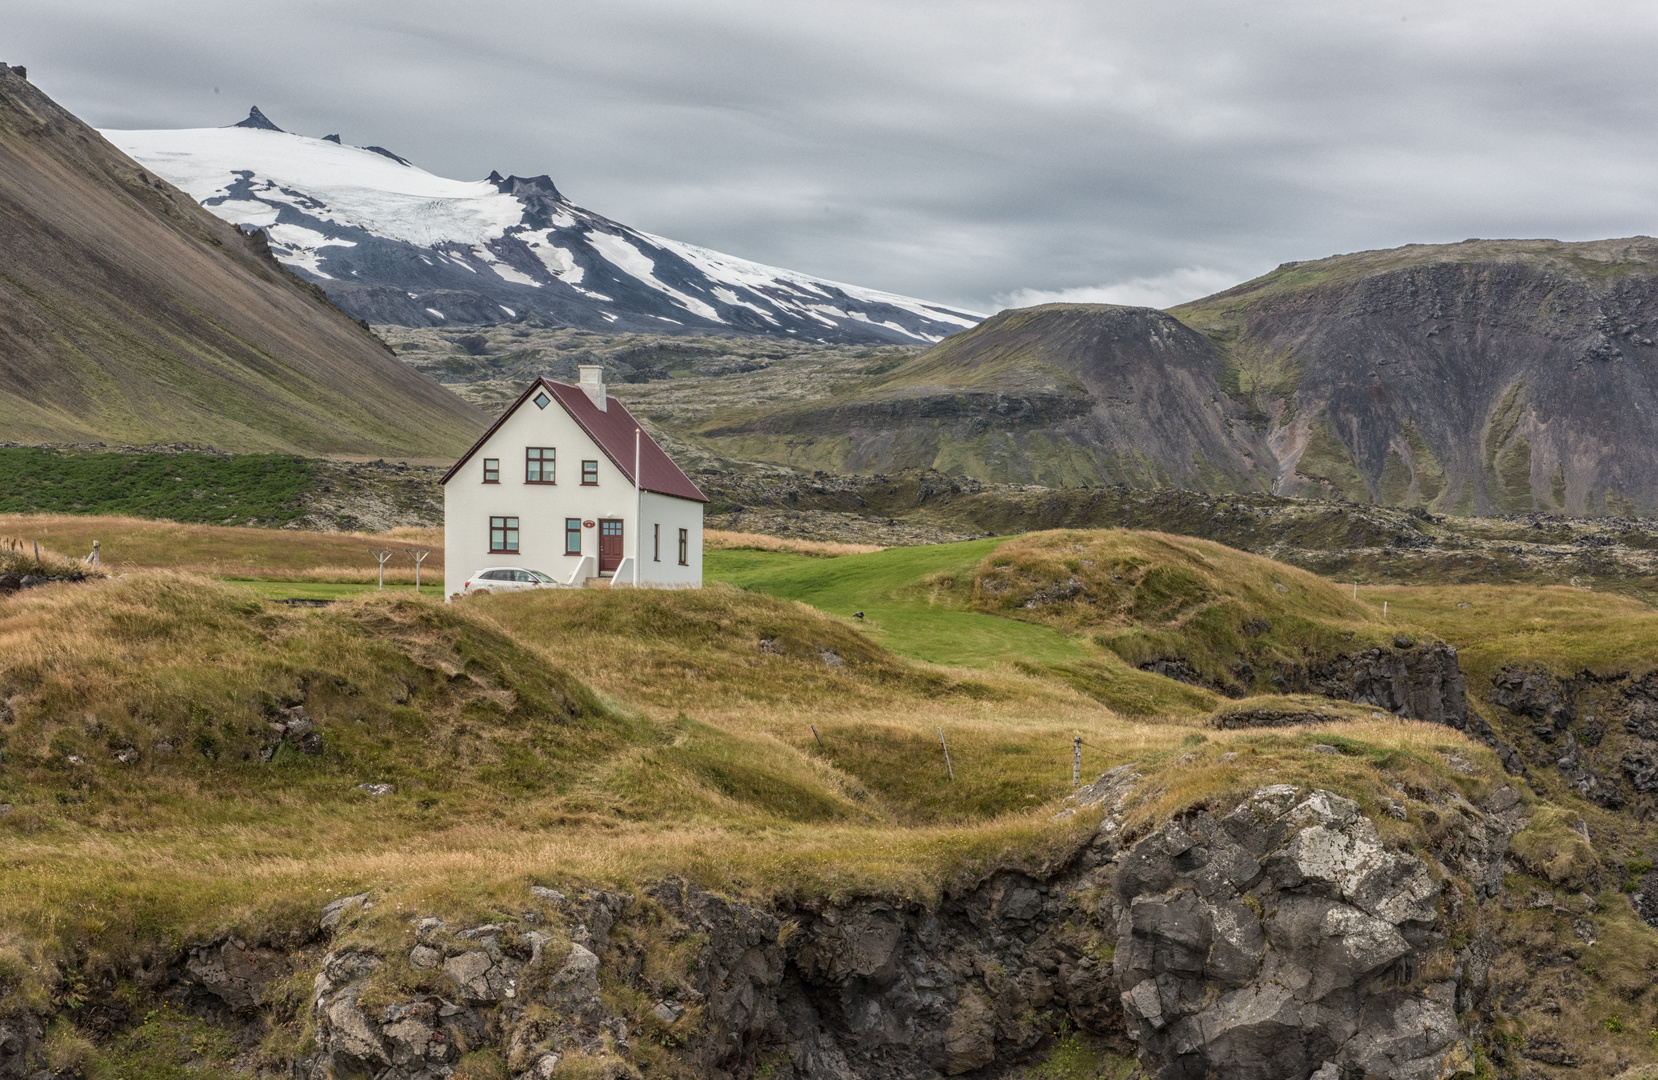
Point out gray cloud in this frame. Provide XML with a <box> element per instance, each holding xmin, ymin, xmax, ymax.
<box><xmin>10</xmin><ymin>0</ymin><xmax>1658</xmax><ymax>311</ymax></box>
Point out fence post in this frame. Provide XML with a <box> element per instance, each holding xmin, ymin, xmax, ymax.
<box><xmin>811</xmin><ymin>725</ymin><xmax>823</xmax><ymax>748</ymax></box>
<box><xmin>1073</xmin><ymin>736</ymin><xmax>1081</xmax><ymax>787</ymax></box>
<box><xmin>937</xmin><ymin>727</ymin><xmax>954</xmax><ymax>781</ymax></box>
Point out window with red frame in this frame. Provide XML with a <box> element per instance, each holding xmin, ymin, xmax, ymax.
<box><xmin>525</xmin><ymin>447</ymin><xmax>554</xmax><ymax>483</ymax></box>
<box><xmin>489</xmin><ymin>516</ymin><xmax>519</xmax><ymax>553</ymax></box>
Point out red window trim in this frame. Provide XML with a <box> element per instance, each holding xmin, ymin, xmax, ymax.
<box><xmin>489</xmin><ymin>515</ymin><xmax>519</xmax><ymax>555</ymax></box>
<box><xmin>482</xmin><ymin>458</ymin><xmax>500</xmax><ymax>484</ymax></box>
<box><xmin>677</xmin><ymin>527</ymin><xmax>689</xmax><ymax>566</ymax></box>
<box><xmin>564</xmin><ymin>518</ymin><xmax>582</xmax><ymax>556</ymax></box>
<box><xmin>525</xmin><ymin>447</ymin><xmax>556</xmax><ymax>485</ymax></box>
<box><xmin>581</xmin><ymin>459</ymin><xmax>599</xmax><ymax>486</ymax></box>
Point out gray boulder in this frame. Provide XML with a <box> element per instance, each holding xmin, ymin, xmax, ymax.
<box><xmin>1111</xmin><ymin>786</ymin><xmax>1494</xmax><ymax>1080</ymax></box>
<box><xmin>185</xmin><ymin>939</ymin><xmax>291</xmax><ymax>1011</ymax></box>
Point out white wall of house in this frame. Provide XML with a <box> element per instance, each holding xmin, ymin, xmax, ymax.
<box><xmin>637</xmin><ymin>489</ymin><xmax>704</xmax><ymax>587</ymax></box>
<box><xmin>442</xmin><ymin>391</ymin><xmax>703</xmax><ymax>597</ymax></box>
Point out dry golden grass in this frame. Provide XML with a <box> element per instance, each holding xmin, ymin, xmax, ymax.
<box><xmin>0</xmin><ymin>536</ymin><xmax>99</xmax><ymax>579</ymax></box>
<box><xmin>703</xmin><ymin>528</ymin><xmax>882</xmax><ymax>557</ymax></box>
<box><xmin>0</xmin><ymin>530</ymin><xmax>1594</xmax><ymax>1056</ymax></box>
<box><xmin>8</xmin><ymin>524</ymin><xmax>1658</xmax><ymax>1080</ymax></box>
<box><xmin>0</xmin><ymin>513</ymin><xmax>442</xmax><ymax>581</ymax></box>
<box><xmin>971</xmin><ymin>529</ymin><xmax>1402</xmax><ymax>695</ymax></box>
<box><xmin>1349</xmin><ymin>581</ymin><xmax>1658</xmax><ymax>682</ymax></box>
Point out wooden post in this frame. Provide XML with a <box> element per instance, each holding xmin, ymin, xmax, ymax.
<box><xmin>937</xmin><ymin>727</ymin><xmax>954</xmax><ymax>781</ymax></box>
<box><xmin>368</xmin><ymin>549</ymin><xmax>394</xmax><ymax>589</ymax></box>
<box><xmin>811</xmin><ymin>725</ymin><xmax>823</xmax><ymax>748</ymax></box>
<box><xmin>1073</xmin><ymin>736</ymin><xmax>1081</xmax><ymax>787</ymax></box>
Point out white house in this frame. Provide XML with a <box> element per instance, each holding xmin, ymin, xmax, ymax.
<box><xmin>441</xmin><ymin>366</ymin><xmax>707</xmax><ymax>596</ymax></box>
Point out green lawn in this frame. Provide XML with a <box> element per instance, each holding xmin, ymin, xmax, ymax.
<box><xmin>219</xmin><ymin>579</ymin><xmax>423</xmax><ymax>601</ymax></box>
<box><xmin>705</xmin><ymin>539</ymin><xmax>1091</xmax><ymax>668</ymax></box>
<box><xmin>0</xmin><ymin>448</ymin><xmax>313</xmax><ymax>524</ymax></box>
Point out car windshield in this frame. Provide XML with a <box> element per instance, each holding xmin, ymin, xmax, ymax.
<box><xmin>526</xmin><ymin>570</ymin><xmax>557</xmax><ymax>583</ymax></box>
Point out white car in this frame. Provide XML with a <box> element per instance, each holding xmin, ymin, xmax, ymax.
<box><xmin>461</xmin><ymin>567</ymin><xmax>560</xmax><ymax>595</ymax></box>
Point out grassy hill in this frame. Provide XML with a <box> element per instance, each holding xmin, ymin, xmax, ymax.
<box><xmin>0</xmin><ymin>70</ymin><xmax>484</xmax><ymax>456</ymax></box>
<box><xmin>8</xmin><ymin>520</ymin><xmax>1658</xmax><ymax>1077</ymax></box>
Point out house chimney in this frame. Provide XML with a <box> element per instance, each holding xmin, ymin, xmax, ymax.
<box><xmin>577</xmin><ymin>365</ymin><xmax>606</xmax><ymax>411</ymax></box>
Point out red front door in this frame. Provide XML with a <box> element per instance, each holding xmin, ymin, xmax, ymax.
<box><xmin>598</xmin><ymin>519</ymin><xmax>624</xmax><ymax>572</ymax></box>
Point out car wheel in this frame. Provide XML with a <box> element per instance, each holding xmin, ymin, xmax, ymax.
<box><xmin>471</xmin><ymin>588</ymin><xmax>492</xmax><ymax>596</ymax></box>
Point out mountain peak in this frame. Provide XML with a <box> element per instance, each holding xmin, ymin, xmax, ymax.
<box><xmin>362</xmin><ymin>145</ymin><xmax>411</xmax><ymax>166</ymax></box>
<box><xmin>322</xmin><ymin>133</ymin><xmax>342</xmax><ymax>144</ymax></box>
<box><xmin>496</xmin><ymin>173</ymin><xmax>563</xmax><ymax>201</ymax></box>
<box><xmin>232</xmin><ymin>106</ymin><xmax>283</xmax><ymax>132</ymax></box>
<box><xmin>103</xmin><ymin>123</ymin><xmax>984</xmax><ymax>345</ymax></box>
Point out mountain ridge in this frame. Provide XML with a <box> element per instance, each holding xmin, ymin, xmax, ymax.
<box><xmin>0</xmin><ymin>72</ymin><xmax>486</xmax><ymax>456</ymax></box>
<box><xmin>102</xmin><ymin>109</ymin><xmax>984</xmax><ymax>345</ymax></box>
<box><xmin>682</xmin><ymin>237</ymin><xmax>1658</xmax><ymax>514</ymax></box>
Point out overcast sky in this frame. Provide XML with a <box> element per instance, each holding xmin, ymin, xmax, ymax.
<box><xmin>11</xmin><ymin>0</ymin><xmax>1658</xmax><ymax>312</ymax></box>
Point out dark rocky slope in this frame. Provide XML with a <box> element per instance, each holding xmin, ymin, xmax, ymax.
<box><xmin>1177</xmin><ymin>238</ymin><xmax>1658</xmax><ymax>516</ymax></box>
<box><xmin>696</xmin><ymin>304</ymin><xmax>1273</xmax><ymax>490</ymax></box>
<box><xmin>691</xmin><ymin>239</ymin><xmax>1658</xmax><ymax>515</ymax></box>
<box><xmin>0</xmin><ymin>777</ymin><xmax>1525</xmax><ymax>1080</ymax></box>
<box><xmin>0</xmin><ymin>70</ymin><xmax>485</xmax><ymax>456</ymax></box>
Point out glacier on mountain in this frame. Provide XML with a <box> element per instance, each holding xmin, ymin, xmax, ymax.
<box><xmin>102</xmin><ymin>113</ymin><xmax>982</xmax><ymax>342</ymax></box>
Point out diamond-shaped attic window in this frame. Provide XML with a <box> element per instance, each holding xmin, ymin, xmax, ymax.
<box><xmin>533</xmin><ymin>392</ymin><xmax>551</xmax><ymax>409</ymax></box>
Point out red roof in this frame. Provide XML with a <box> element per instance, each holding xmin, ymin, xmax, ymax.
<box><xmin>440</xmin><ymin>377</ymin><xmax>708</xmax><ymax>502</ymax></box>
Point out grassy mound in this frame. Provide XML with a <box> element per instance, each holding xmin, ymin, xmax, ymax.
<box><xmin>972</xmin><ymin>530</ymin><xmax>1399</xmax><ymax>695</ymax></box>
<box><xmin>0</xmin><ymin>536</ymin><xmax>97</xmax><ymax>580</ymax></box>
<box><xmin>0</xmin><ymin>574</ymin><xmax>644</xmax><ymax>825</ymax></box>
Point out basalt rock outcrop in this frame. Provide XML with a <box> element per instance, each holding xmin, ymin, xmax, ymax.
<box><xmin>1304</xmin><ymin>640</ymin><xmax>1469</xmax><ymax>729</ymax></box>
<box><xmin>0</xmin><ymin>1015</ymin><xmax>43</xmax><ymax>1080</ymax></box>
<box><xmin>1481</xmin><ymin>664</ymin><xmax>1658</xmax><ymax>816</ymax></box>
<box><xmin>118</xmin><ymin>778</ymin><xmax>1514</xmax><ymax>1080</ymax></box>
<box><xmin>0</xmin><ymin>766</ymin><xmax>1531</xmax><ymax>1080</ymax></box>
<box><xmin>1111</xmin><ymin>785</ymin><xmax>1519</xmax><ymax>1080</ymax></box>
<box><xmin>1197</xmin><ymin>637</ymin><xmax>1481</xmax><ymax>737</ymax></box>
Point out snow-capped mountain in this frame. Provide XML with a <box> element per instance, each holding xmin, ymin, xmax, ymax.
<box><xmin>101</xmin><ymin>109</ymin><xmax>983</xmax><ymax>343</ymax></box>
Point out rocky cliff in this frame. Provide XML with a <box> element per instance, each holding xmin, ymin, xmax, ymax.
<box><xmin>1178</xmin><ymin>239</ymin><xmax>1658</xmax><ymax>517</ymax></box>
<box><xmin>689</xmin><ymin>239</ymin><xmax>1658</xmax><ymax>516</ymax></box>
<box><xmin>0</xmin><ymin>773</ymin><xmax>1536</xmax><ymax>1080</ymax></box>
